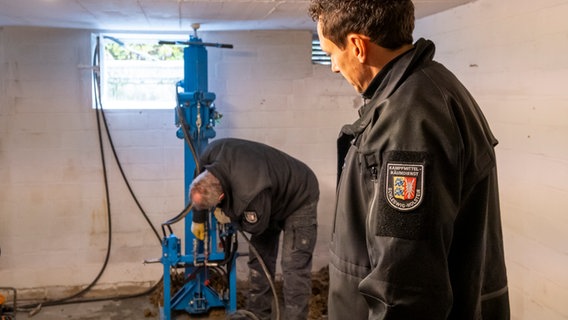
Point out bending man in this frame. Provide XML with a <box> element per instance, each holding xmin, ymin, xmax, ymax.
<box><xmin>189</xmin><ymin>138</ymin><xmax>319</xmax><ymax>320</ymax></box>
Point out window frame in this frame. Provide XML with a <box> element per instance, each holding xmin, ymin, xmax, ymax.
<box><xmin>93</xmin><ymin>33</ymin><xmax>187</xmax><ymax>110</ymax></box>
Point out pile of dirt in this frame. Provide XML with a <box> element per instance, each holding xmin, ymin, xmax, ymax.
<box><xmin>308</xmin><ymin>266</ymin><xmax>329</xmax><ymax>319</ymax></box>
<box><xmin>236</xmin><ymin>265</ymin><xmax>329</xmax><ymax>319</ymax></box>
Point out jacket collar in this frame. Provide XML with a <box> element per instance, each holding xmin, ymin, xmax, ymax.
<box><xmin>341</xmin><ymin>38</ymin><xmax>435</xmax><ymax>137</ymax></box>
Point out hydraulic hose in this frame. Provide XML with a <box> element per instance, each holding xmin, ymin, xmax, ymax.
<box><xmin>175</xmin><ymin>103</ymin><xmax>201</xmax><ymax>176</ymax></box>
<box><xmin>19</xmin><ymin>35</ymin><xmax>164</xmax><ymax>315</ymax></box>
<box><xmin>238</xmin><ymin>231</ymin><xmax>281</xmax><ymax>320</ymax></box>
<box><xmin>20</xmin><ymin>37</ymin><xmax>114</xmax><ymax>313</ymax></box>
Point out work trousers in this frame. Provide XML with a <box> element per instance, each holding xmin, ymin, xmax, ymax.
<box><xmin>247</xmin><ymin>201</ymin><xmax>318</xmax><ymax>320</ymax></box>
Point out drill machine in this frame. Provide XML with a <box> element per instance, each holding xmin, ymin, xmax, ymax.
<box><xmin>157</xmin><ymin>24</ymin><xmax>237</xmax><ymax>320</ymax></box>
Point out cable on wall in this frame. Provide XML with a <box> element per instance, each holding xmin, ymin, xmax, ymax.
<box><xmin>18</xmin><ymin>35</ymin><xmax>165</xmax><ymax>315</ymax></box>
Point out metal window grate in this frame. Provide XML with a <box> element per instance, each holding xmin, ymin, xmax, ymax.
<box><xmin>311</xmin><ymin>39</ymin><xmax>331</xmax><ymax>65</ymax></box>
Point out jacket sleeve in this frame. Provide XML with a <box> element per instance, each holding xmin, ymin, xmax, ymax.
<box><xmin>356</xmin><ymin>148</ymin><xmax>454</xmax><ymax>319</ymax></box>
<box><xmin>192</xmin><ymin>209</ymin><xmax>209</xmax><ymax>223</ymax></box>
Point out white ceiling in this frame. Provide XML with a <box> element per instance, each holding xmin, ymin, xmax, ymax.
<box><xmin>0</xmin><ymin>0</ymin><xmax>473</xmax><ymax>33</ymax></box>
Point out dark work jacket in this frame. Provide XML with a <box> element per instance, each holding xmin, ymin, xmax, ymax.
<box><xmin>194</xmin><ymin>138</ymin><xmax>319</xmax><ymax>235</ymax></box>
<box><xmin>328</xmin><ymin>38</ymin><xmax>510</xmax><ymax>319</ymax></box>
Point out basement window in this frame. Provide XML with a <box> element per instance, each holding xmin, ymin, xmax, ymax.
<box><xmin>94</xmin><ymin>33</ymin><xmax>185</xmax><ymax>110</ymax></box>
<box><xmin>311</xmin><ymin>38</ymin><xmax>331</xmax><ymax>66</ymax></box>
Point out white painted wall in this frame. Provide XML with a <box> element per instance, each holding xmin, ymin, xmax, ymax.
<box><xmin>1</xmin><ymin>0</ymin><xmax>567</xmax><ymax>317</ymax></box>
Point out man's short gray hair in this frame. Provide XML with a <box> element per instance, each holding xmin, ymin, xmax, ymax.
<box><xmin>189</xmin><ymin>170</ymin><xmax>224</xmax><ymax>210</ymax></box>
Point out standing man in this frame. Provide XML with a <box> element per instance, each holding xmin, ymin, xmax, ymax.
<box><xmin>308</xmin><ymin>1</ymin><xmax>510</xmax><ymax>319</ymax></box>
<box><xmin>189</xmin><ymin>138</ymin><xmax>319</xmax><ymax>320</ymax></box>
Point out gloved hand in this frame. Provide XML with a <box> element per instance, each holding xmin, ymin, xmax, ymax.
<box><xmin>214</xmin><ymin>207</ymin><xmax>231</xmax><ymax>224</ymax></box>
<box><xmin>191</xmin><ymin>222</ymin><xmax>205</xmax><ymax>241</ymax></box>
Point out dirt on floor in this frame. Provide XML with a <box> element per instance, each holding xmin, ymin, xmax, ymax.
<box><xmin>306</xmin><ymin>266</ymin><xmax>329</xmax><ymax>319</ymax></box>
<box><xmin>149</xmin><ymin>266</ymin><xmax>329</xmax><ymax>319</ymax></box>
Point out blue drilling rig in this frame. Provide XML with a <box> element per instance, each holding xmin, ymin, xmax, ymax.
<box><xmin>158</xmin><ymin>24</ymin><xmax>238</xmax><ymax>320</ymax></box>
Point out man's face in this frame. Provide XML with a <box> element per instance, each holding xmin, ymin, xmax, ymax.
<box><xmin>317</xmin><ymin>21</ymin><xmax>367</xmax><ymax>93</ymax></box>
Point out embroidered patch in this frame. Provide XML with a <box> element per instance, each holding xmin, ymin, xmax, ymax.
<box><xmin>244</xmin><ymin>211</ymin><xmax>258</xmax><ymax>224</ymax></box>
<box><xmin>386</xmin><ymin>163</ymin><xmax>424</xmax><ymax>211</ymax></box>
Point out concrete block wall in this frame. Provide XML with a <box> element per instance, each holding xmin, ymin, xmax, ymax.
<box><xmin>0</xmin><ymin>26</ymin><xmax>359</xmax><ymax>298</ymax></box>
<box><xmin>0</xmin><ymin>27</ymin><xmax>129</xmax><ymax>290</ymax></box>
<box><xmin>415</xmin><ymin>0</ymin><xmax>568</xmax><ymax>319</ymax></box>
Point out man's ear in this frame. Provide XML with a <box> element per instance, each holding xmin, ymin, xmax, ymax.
<box><xmin>218</xmin><ymin>193</ymin><xmax>225</xmax><ymax>202</ymax></box>
<box><xmin>347</xmin><ymin>34</ymin><xmax>369</xmax><ymax>63</ymax></box>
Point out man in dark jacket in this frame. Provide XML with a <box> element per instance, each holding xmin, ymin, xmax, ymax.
<box><xmin>308</xmin><ymin>0</ymin><xmax>510</xmax><ymax>319</ymax></box>
<box><xmin>189</xmin><ymin>138</ymin><xmax>319</xmax><ymax>320</ymax></box>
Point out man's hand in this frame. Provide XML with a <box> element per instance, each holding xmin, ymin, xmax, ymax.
<box><xmin>214</xmin><ymin>208</ymin><xmax>231</xmax><ymax>224</ymax></box>
<box><xmin>191</xmin><ymin>222</ymin><xmax>205</xmax><ymax>241</ymax></box>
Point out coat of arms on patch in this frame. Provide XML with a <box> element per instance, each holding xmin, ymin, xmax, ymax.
<box><xmin>386</xmin><ymin>162</ymin><xmax>424</xmax><ymax>211</ymax></box>
<box><xmin>244</xmin><ymin>210</ymin><xmax>258</xmax><ymax>224</ymax></box>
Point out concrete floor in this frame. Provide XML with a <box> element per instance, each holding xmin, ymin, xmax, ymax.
<box><xmin>12</xmin><ymin>295</ymin><xmax>228</xmax><ymax>320</ymax></box>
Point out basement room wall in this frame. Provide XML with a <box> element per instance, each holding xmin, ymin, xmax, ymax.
<box><xmin>0</xmin><ymin>26</ymin><xmax>358</xmax><ymax>298</ymax></box>
<box><xmin>415</xmin><ymin>0</ymin><xmax>568</xmax><ymax>319</ymax></box>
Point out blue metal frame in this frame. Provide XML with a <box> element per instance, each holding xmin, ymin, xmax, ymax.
<box><xmin>160</xmin><ymin>32</ymin><xmax>236</xmax><ymax>320</ymax></box>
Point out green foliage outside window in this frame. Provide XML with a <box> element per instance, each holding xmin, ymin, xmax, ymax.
<box><xmin>105</xmin><ymin>41</ymin><xmax>184</xmax><ymax>61</ymax></box>
<box><xmin>101</xmin><ymin>35</ymin><xmax>185</xmax><ymax>109</ymax></box>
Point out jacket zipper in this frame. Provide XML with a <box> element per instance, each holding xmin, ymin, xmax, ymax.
<box><xmin>366</xmin><ymin>165</ymin><xmax>379</xmax><ymax>265</ymax></box>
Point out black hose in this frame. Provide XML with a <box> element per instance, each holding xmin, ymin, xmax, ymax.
<box><xmin>20</xmin><ymin>38</ymin><xmax>113</xmax><ymax>311</ymax></box>
<box><xmin>157</xmin><ymin>93</ymin><xmax>203</xmax><ymax>239</ymax></box>
<box><xmin>175</xmin><ymin>103</ymin><xmax>201</xmax><ymax>175</ymax></box>
<box><xmin>238</xmin><ymin>231</ymin><xmax>281</xmax><ymax>320</ymax></box>
<box><xmin>161</xmin><ymin>202</ymin><xmax>192</xmax><ymax>237</ymax></box>
<box><xmin>98</xmin><ymin>95</ymin><xmax>161</xmax><ymax>242</ymax></box>
<box><xmin>19</xmin><ymin>34</ymin><xmax>164</xmax><ymax>314</ymax></box>
<box><xmin>160</xmin><ymin>91</ymin><xmax>204</xmax><ymax>237</ymax></box>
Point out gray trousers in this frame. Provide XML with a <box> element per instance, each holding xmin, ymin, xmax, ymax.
<box><xmin>247</xmin><ymin>201</ymin><xmax>318</xmax><ymax>320</ymax></box>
